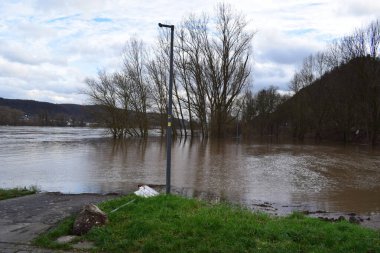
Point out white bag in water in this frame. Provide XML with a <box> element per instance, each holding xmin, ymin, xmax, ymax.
<box><xmin>134</xmin><ymin>185</ymin><xmax>159</xmax><ymax>198</ymax></box>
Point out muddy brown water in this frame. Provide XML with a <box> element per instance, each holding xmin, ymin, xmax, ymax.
<box><xmin>1</xmin><ymin>126</ymin><xmax>380</xmax><ymax>219</ymax></box>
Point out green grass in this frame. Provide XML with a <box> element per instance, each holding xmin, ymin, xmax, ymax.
<box><xmin>0</xmin><ymin>186</ymin><xmax>38</xmax><ymax>200</ymax></box>
<box><xmin>33</xmin><ymin>216</ymin><xmax>76</xmax><ymax>250</ymax></box>
<box><xmin>35</xmin><ymin>194</ymin><xmax>380</xmax><ymax>253</ymax></box>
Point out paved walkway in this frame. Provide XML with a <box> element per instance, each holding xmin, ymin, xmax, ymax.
<box><xmin>0</xmin><ymin>192</ymin><xmax>117</xmax><ymax>253</ymax></box>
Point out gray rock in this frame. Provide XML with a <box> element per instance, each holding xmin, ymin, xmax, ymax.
<box><xmin>72</xmin><ymin>240</ymin><xmax>96</xmax><ymax>249</ymax></box>
<box><xmin>72</xmin><ymin>204</ymin><xmax>108</xmax><ymax>235</ymax></box>
<box><xmin>337</xmin><ymin>216</ymin><xmax>346</xmax><ymax>221</ymax></box>
<box><xmin>56</xmin><ymin>235</ymin><xmax>78</xmax><ymax>244</ymax></box>
<box><xmin>349</xmin><ymin>216</ymin><xmax>361</xmax><ymax>224</ymax></box>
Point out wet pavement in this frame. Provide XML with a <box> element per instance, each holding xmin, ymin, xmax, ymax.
<box><xmin>0</xmin><ymin>192</ymin><xmax>117</xmax><ymax>253</ymax></box>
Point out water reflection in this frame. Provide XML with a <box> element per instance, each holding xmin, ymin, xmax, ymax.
<box><xmin>0</xmin><ymin>126</ymin><xmax>380</xmax><ymax>214</ymax></box>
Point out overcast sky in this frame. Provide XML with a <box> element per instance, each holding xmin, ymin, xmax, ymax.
<box><xmin>0</xmin><ymin>0</ymin><xmax>379</xmax><ymax>104</ymax></box>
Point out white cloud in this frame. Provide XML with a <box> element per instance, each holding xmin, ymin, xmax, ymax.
<box><xmin>252</xmin><ymin>61</ymin><xmax>295</xmax><ymax>92</ymax></box>
<box><xmin>0</xmin><ymin>0</ymin><xmax>379</xmax><ymax>103</ymax></box>
<box><xmin>254</xmin><ymin>28</ymin><xmax>323</xmax><ymax>65</ymax></box>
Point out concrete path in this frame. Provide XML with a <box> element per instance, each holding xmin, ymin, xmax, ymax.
<box><xmin>0</xmin><ymin>192</ymin><xmax>117</xmax><ymax>253</ymax></box>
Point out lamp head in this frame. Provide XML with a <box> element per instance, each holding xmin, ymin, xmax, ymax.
<box><xmin>158</xmin><ymin>23</ymin><xmax>174</xmax><ymax>29</ymax></box>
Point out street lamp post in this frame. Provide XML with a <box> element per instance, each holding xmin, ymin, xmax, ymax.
<box><xmin>158</xmin><ymin>23</ymin><xmax>174</xmax><ymax>194</ymax></box>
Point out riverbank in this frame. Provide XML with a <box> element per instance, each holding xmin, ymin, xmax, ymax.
<box><xmin>0</xmin><ymin>186</ymin><xmax>37</xmax><ymax>200</ymax></box>
<box><xmin>35</xmin><ymin>194</ymin><xmax>380</xmax><ymax>253</ymax></box>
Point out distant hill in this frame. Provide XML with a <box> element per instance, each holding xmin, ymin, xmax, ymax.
<box><xmin>0</xmin><ymin>97</ymin><xmax>99</xmax><ymax>126</ymax></box>
<box><xmin>0</xmin><ymin>97</ymin><xmax>174</xmax><ymax>129</ymax></box>
<box><xmin>274</xmin><ymin>56</ymin><xmax>380</xmax><ymax>144</ymax></box>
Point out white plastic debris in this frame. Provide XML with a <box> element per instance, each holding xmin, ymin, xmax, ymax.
<box><xmin>134</xmin><ymin>185</ymin><xmax>159</xmax><ymax>198</ymax></box>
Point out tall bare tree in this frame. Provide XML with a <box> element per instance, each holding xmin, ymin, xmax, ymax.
<box><xmin>202</xmin><ymin>4</ymin><xmax>254</xmax><ymax>138</ymax></box>
<box><xmin>176</xmin><ymin>15</ymin><xmax>209</xmax><ymax>137</ymax></box>
<box><xmin>121</xmin><ymin>38</ymin><xmax>150</xmax><ymax>137</ymax></box>
<box><xmin>147</xmin><ymin>53</ymin><xmax>168</xmax><ymax>135</ymax></box>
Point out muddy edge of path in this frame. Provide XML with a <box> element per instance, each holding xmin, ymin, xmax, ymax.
<box><xmin>167</xmin><ymin>186</ymin><xmax>380</xmax><ymax>231</ymax></box>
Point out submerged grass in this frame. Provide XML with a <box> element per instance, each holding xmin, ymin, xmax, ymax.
<box><xmin>0</xmin><ymin>186</ymin><xmax>38</xmax><ymax>200</ymax></box>
<box><xmin>35</xmin><ymin>194</ymin><xmax>380</xmax><ymax>253</ymax></box>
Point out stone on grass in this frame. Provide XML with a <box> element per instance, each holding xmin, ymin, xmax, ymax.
<box><xmin>72</xmin><ymin>240</ymin><xmax>96</xmax><ymax>249</ymax></box>
<box><xmin>56</xmin><ymin>235</ymin><xmax>79</xmax><ymax>244</ymax></box>
<box><xmin>72</xmin><ymin>204</ymin><xmax>108</xmax><ymax>235</ymax></box>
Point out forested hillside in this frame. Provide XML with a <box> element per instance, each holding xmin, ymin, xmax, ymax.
<box><xmin>243</xmin><ymin>57</ymin><xmax>380</xmax><ymax>145</ymax></box>
<box><xmin>0</xmin><ymin>97</ymin><xmax>98</xmax><ymax>126</ymax></box>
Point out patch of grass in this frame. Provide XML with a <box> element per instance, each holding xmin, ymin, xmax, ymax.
<box><xmin>35</xmin><ymin>194</ymin><xmax>380</xmax><ymax>253</ymax></box>
<box><xmin>33</xmin><ymin>216</ymin><xmax>76</xmax><ymax>250</ymax></box>
<box><xmin>0</xmin><ymin>186</ymin><xmax>38</xmax><ymax>200</ymax></box>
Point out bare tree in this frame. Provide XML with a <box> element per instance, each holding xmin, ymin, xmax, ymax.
<box><xmin>147</xmin><ymin>53</ymin><xmax>168</xmax><ymax>135</ymax></box>
<box><xmin>84</xmin><ymin>38</ymin><xmax>151</xmax><ymax>138</ymax></box>
<box><xmin>85</xmin><ymin>70</ymin><xmax>124</xmax><ymax>138</ymax></box>
<box><xmin>204</xmin><ymin>3</ymin><xmax>254</xmax><ymax>138</ymax></box>
<box><xmin>367</xmin><ymin>20</ymin><xmax>380</xmax><ymax>57</ymax></box>
<box><xmin>121</xmin><ymin>38</ymin><xmax>150</xmax><ymax>137</ymax></box>
<box><xmin>0</xmin><ymin>106</ymin><xmax>24</xmax><ymax>125</ymax></box>
<box><xmin>176</xmin><ymin>15</ymin><xmax>209</xmax><ymax>137</ymax></box>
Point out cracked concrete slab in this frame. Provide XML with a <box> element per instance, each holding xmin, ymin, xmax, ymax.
<box><xmin>0</xmin><ymin>192</ymin><xmax>118</xmax><ymax>252</ymax></box>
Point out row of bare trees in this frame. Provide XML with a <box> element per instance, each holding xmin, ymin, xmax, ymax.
<box><xmin>0</xmin><ymin>106</ymin><xmax>24</xmax><ymax>125</ymax></box>
<box><xmin>85</xmin><ymin>4</ymin><xmax>254</xmax><ymax>139</ymax></box>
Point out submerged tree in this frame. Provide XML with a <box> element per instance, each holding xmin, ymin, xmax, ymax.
<box><xmin>85</xmin><ymin>4</ymin><xmax>254</xmax><ymax>139</ymax></box>
<box><xmin>174</xmin><ymin>4</ymin><xmax>254</xmax><ymax>138</ymax></box>
<box><xmin>206</xmin><ymin>4</ymin><xmax>254</xmax><ymax>138</ymax></box>
<box><xmin>84</xmin><ymin>38</ymin><xmax>150</xmax><ymax>138</ymax></box>
<box><xmin>241</xmin><ymin>86</ymin><xmax>287</xmax><ymax>137</ymax></box>
<box><xmin>85</xmin><ymin>70</ymin><xmax>123</xmax><ymax>138</ymax></box>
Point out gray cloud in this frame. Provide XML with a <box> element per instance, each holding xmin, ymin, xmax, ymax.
<box><xmin>0</xmin><ymin>0</ymin><xmax>379</xmax><ymax>103</ymax></box>
<box><xmin>336</xmin><ymin>0</ymin><xmax>380</xmax><ymax>16</ymax></box>
<box><xmin>252</xmin><ymin>62</ymin><xmax>295</xmax><ymax>92</ymax></box>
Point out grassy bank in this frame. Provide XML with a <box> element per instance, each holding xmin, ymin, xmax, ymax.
<box><xmin>0</xmin><ymin>186</ymin><xmax>38</xmax><ymax>201</ymax></box>
<box><xmin>35</xmin><ymin>194</ymin><xmax>380</xmax><ymax>253</ymax></box>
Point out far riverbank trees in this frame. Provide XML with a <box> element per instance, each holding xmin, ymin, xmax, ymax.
<box><xmin>241</xmin><ymin>20</ymin><xmax>380</xmax><ymax>146</ymax></box>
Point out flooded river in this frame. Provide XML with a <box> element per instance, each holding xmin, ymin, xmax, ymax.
<box><xmin>1</xmin><ymin>126</ymin><xmax>380</xmax><ymax>217</ymax></box>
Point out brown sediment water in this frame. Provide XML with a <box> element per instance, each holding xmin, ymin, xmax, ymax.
<box><xmin>1</xmin><ymin>126</ymin><xmax>380</xmax><ymax>225</ymax></box>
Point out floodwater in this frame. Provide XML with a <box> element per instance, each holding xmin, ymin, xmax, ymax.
<box><xmin>1</xmin><ymin>126</ymin><xmax>380</xmax><ymax>216</ymax></box>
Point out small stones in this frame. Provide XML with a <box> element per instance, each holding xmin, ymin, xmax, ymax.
<box><xmin>317</xmin><ymin>216</ymin><xmax>346</xmax><ymax>222</ymax></box>
<box><xmin>56</xmin><ymin>235</ymin><xmax>78</xmax><ymax>244</ymax></box>
<box><xmin>316</xmin><ymin>214</ymin><xmax>366</xmax><ymax>224</ymax></box>
<box><xmin>56</xmin><ymin>236</ymin><xmax>96</xmax><ymax>250</ymax></box>
<box><xmin>72</xmin><ymin>240</ymin><xmax>96</xmax><ymax>250</ymax></box>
